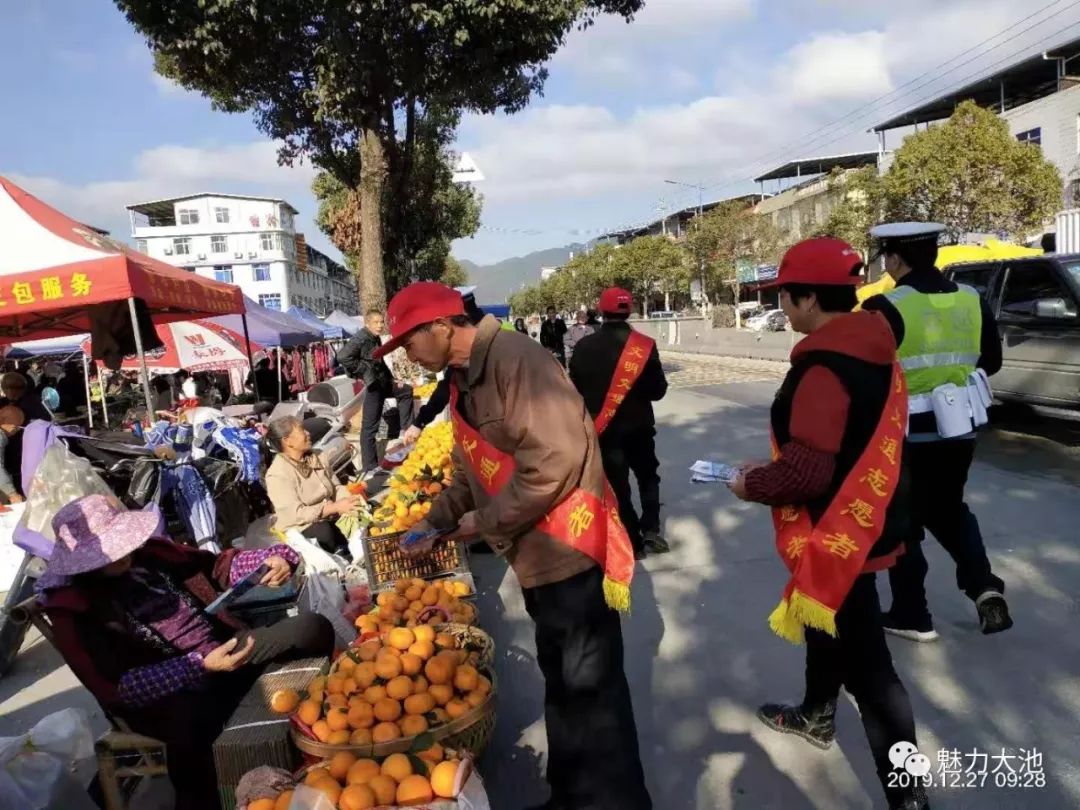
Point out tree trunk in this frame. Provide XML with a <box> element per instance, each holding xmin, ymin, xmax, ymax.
<box><xmin>359</xmin><ymin>128</ymin><xmax>387</xmax><ymax>312</ymax></box>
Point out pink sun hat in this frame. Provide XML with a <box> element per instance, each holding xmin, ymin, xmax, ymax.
<box><xmin>43</xmin><ymin>494</ymin><xmax>163</xmax><ymax>579</ymax></box>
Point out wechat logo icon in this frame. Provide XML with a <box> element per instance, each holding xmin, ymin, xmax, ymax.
<box><xmin>889</xmin><ymin>741</ymin><xmax>931</xmax><ymax>778</ymax></box>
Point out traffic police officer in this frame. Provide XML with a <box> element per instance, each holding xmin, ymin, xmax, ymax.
<box><xmin>569</xmin><ymin>288</ymin><xmax>669</xmax><ymax>558</ymax></box>
<box><xmin>863</xmin><ymin>222</ymin><xmax>1013</xmax><ymax>640</ymax></box>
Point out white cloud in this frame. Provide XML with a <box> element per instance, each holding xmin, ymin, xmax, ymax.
<box><xmin>784</xmin><ymin>31</ymin><xmax>891</xmax><ymax>103</ymax></box>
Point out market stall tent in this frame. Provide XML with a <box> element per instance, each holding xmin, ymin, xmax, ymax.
<box><xmin>212</xmin><ymin>296</ymin><xmax>322</xmax><ymax>348</ymax></box>
<box><xmin>286</xmin><ymin>306</ymin><xmax>344</xmax><ymax>339</ymax></box>
<box><xmin>324</xmin><ymin>310</ymin><xmax>362</xmax><ymax>336</ymax></box>
<box><xmin>79</xmin><ymin>320</ymin><xmax>263</xmax><ymax>373</ymax></box>
<box><xmin>0</xmin><ymin>177</ymin><xmax>243</xmax><ymax>340</ymax></box>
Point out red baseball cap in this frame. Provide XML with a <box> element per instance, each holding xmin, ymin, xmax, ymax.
<box><xmin>762</xmin><ymin>238</ymin><xmax>864</xmax><ymax>288</ymax></box>
<box><xmin>598</xmin><ymin>287</ymin><xmax>634</xmax><ymax>315</ymax></box>
<box><xmin>372</xmin><ymin>282</ymin><xmax>465</xmax><ymax>360</ymax></box>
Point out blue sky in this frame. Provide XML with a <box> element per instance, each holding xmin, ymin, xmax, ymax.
<box><xmin>4</xmin><ymin>0</ymin><xmax>1078</xmax><ymax>267</ymax></box>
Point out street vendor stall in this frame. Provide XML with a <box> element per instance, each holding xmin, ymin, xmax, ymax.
<box><xmin>324</xmin><ymin>310</ymin><xmax>362</xmax><ymax>336</ymax></box>
<box><xmin>287</xmin><ymin>306</ymin><xmax>345</xmax><ymax>340</ymax></box>
<box><xmin>0</xmin><ymin>176</ymin><xmax>245</xmax><ymax>416</ymax></box>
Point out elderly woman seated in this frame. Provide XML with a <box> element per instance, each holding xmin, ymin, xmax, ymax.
<box><xmin>264</xmin><ymin>415</ymin><xmax>360</xmax><ymax>557</ymax></box>
<box><xmin>38</xmin><ymin>494</ymin><xmax>334</xmax><ymax>810</ymax></box>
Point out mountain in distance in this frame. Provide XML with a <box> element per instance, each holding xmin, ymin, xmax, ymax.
<box><xmin>457</xmin><ymin>243</ymin><xmax>588</xmax><ymax>303</ymax></box>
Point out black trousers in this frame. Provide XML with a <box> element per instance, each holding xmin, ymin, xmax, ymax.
<box><xmin>128</xmin><ymin>613</ymin><xmax>335</xmax><ymax>810</ymax></box>
<box><xmin>802</xmin><ymin>575</ymin><xmax>917</xmax><ymax>804</ymax></box>
<box><xmin>360</xmin><ymin>382</ymin><xmax>415</xmax><ymax>471</ymax></box>
<box><xmin>522</xmin><ymin>567</ymin><xmax>651</xmax><ymax>810</ymax></box>
<box><xmin>887</xmin><ymin>439</ymin><xmax>1005</xmax><ymax>621</ymax></box>
<box><xmin>600</xmin><ymin>428</ymin><xmax>662</xmax><ymax>552</ymax></box>
<box><xmin>302</xmin><ymin>519</ymin><xmax>348</xmax><ymax>556</ymax></box>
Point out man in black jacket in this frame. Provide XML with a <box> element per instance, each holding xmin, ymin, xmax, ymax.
<box><xmin>539</xmin><ymin>306</ymin><xmax>568</xmax><ymax>366</ymax></box>
<box><xmin>337</xmin><ymin>309</ymin><xmax>415</xmax><ymax>475</ymax></box>
<box><xmin>569</xmin><ymin>289</ymin><xmax>669</xmax><ymax>557</ymax></box>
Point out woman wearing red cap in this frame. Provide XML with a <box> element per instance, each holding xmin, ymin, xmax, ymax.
<box><xmin>727</xmin><ymin>238</ymin><xmax>927</xmax><ymax>810</ymax></box>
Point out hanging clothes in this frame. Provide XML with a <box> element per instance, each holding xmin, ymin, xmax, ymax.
<box><xmin>212</xmin><ymin>425</ymin><xmax>261</xmax><ymax>484</ymax></box>
<box><xmin>160</xmin><ymin>462</ymin><xmax>218</xmax><ymax>551</ymax></box>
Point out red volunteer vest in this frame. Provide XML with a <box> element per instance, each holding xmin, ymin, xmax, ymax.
<box><xmin>593</xmin><ymin>331</ymin><xmax>656</xmax><ymax>435</ymax></box>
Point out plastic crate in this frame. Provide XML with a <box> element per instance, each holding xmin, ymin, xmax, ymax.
<box><xmin>362</xmin><ymin>530</ymin><xmax>470</xmax><ymax>593</ymax></box>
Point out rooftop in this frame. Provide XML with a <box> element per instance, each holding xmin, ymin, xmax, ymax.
<box><xmin>599</xmin><ymin>193</ymin><xmax>765</xmax><ymax>242</ymax></box>
<box><xmin>753</xmin><ymin>151</ymin><xmax>879</xmax><ymax>183</ymax></box>
<box><xmin>872</xmin><ymin>37</ymin><xmax>1080</xmax><ymax>132</ymax></box>
<box><xmin>127</xmin><ymin>192</ymin><xmax>300</xmax><ymax>220</ymax></box>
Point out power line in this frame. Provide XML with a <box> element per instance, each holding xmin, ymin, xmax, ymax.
<box><xmin>656</xmin><ymin>2</ymin><xmax>1080</xmax><ymax>213</ymax></box>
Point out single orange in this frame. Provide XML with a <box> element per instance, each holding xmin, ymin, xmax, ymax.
<box><xmin>273</xmin><ymin>790</ymin><xmax>294</xmax><ymax>810</ymax></box>
<box><xmin>396</xmin><ymin>774</ymin><xmax>435</xmax><ymax>805</ymax></box>
<box><xmin>269</xmin><ymin>688</ymin><xmax>300</xmax><ymax>714</ymax></box>
<box><xmin>381</xmin><ymin>752</ymin><xmax>413</xmax><ymax>782</ymax></box>
<box><xmin>428</xmin><ymin>683</ymin><xmax>454</xmax><ymax>706</ymax></box>
<box><xmin>338</xmin><ymin>783</ymin><xmax>377</xmax><ymax>810</ymax></box>
<box><xmin>430</xmin><ymin>760</ymin><xmax>460</xmax><ymax>798</ymax></box>
<box><xmin>363</xmin><ymin>685</ymin><xmax>387</xmax><ymax>705</ymax></box>
<box><xmin>400</xmin><ymin>653</ymin><xmax>423</xmax><ymax>676</ymax></box>
<box><xmin>371</xmin><ymin>721</ymin><xmax>401</xmax><ymax>744</ymax></box>
<box><xmin>311</xmin><ymin>719</ymin><xmax>332</xmax><ymax>743</ymax></box>
<box><xmin>296</xmin><ymin>699</ymin><xmax>321</xmax><ymax>727</ymax></box>
<box><xmin>349</xmin><ymin>727</ymin><xmax>373</xmax><ymax>746</ymax></box>
<box><xmin>367</xmin><ymin>774</ymin><xmax>397</xmax><ymax>806</ymax></box>
<box><xmin>347</xmin><ymin>701</ymin><xmax>375</xmax><ymax>730</ymax></box>
<box><xmin>386</xmin><ymin>675</ymin><xmax>413</xmax><ymax>701</ymax></box>
<box><xmin>328</xmin><ymin>750</ymin><xmax>358</xmax><ymax>782</ymax></box>
<box><xmin>345</xmin><ymin>758</ymin><xmax>381</xmax><ymax>785</ymax></box>
<box><xmin>400</xmin><ymin>714</ymin><xmax>429</xmax><ymax>737</ymax></box>
<box><xmin>373</xmin><ymin>697</ymin><xmax>402</xmax><ymax>723</ymax></box>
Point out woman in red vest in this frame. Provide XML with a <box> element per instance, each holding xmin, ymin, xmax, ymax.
<box><xmin>728</xmin><ymin>238</ymin><xmax>927</xmax><ymax>810</ymax></box>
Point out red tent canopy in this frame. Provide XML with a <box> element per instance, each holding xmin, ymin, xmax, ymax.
<box><xmin>79</xmin><ymin>320</ymin><xmax>265</xmax><ymax>373</ymax></box>
<box><xmin>0</xmin><ymin>176</ymin><xmax>244</xmax><ymax>344</ymax></box>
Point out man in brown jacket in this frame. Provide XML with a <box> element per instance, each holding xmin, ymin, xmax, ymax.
<box><xmin>374</xmin><ymin>282</ymin><xmax>651</xmax><ymax>810</ymax></box>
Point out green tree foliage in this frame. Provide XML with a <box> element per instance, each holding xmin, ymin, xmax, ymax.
<box><xmin>820</xmin><ymin>101</ymin><xmax>1062</xmax><ymax>248</ymax></box>
<box><xmin>509</xmin><ymin>237</ymin><xmax>692</xmax><ymax>315</ymax></box>
<box><xmin>685</xmin><ymin>201</ymin><xmax>784</xmax><ymax>304</ymax></box>
<box><xmin>115</xmin><ymin>0</ymin><xmax>644</xmax><ymax>310</ymax></box>
<box><xmin>440</xmin><ymin>256</ymin><xmax>469</xmax><ymax>289</ymax></box>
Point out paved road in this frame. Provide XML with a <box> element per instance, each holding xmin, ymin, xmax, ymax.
<box><xmin>1</xmin><ymin>353</ymin><xmax>1077</xmax><ymax>809</ymax></box>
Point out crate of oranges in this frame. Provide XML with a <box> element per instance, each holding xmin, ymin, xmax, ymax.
<box><xmin>239</xmin><ymin>746</ymin><xmax>489</xmax><ymax>809</ymax></box>
<box><xmin>362</xmin><ymin>535</ymin><xmax>468</xmax><ymax>591</ymax></box>
<box><xmin>281</xmin><ymin>624</ymin><xmax>497</xmax><ymax>762</ymax></box>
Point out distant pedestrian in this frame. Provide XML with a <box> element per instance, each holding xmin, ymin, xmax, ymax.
<box><xmin>564</xmin><ymin>310</ymin><xmax>595</xmax><ymax>366</ymax></box>
<box><xmin>513</xmin><ymin>318</ymin><xmax>528</xmax><ymax>335</ymax></box>
<box><xmin>569</xmin><ymin>288</ymin><xmax>668</xmax><ymax>558</ymax></box>
<box><xmin>539</xmin><ymin>306</ymin><xmax>568</xmax><ymax>366</ymax></box>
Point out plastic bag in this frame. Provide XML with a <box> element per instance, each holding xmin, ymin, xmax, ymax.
<box><xmin>19</xmin><ymin>443</ymin><xmax>115</xmax><ymax>544</ymax></box>
<box><xmin>0</xmin><ymin>708</ymin><xmax>96</xmax><ymax>810</ymax></box>
<box><xmin>299</xmin><ymin>571</ymin><xmax>357</xmax><ymax>648</ymax></box>
<box><xmin>280</xmin><ymin>528</ymin><xmax>346</xmax><ymax>578</ymax></box>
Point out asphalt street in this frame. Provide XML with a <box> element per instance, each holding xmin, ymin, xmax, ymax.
<box><xmin>0</xmin><ymin>352</ymin><xmax>1077</xmax><ymax>810</ymax></box>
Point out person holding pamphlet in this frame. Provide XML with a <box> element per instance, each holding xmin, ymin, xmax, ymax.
<box><xmin>726</xmin><ymin>238</ymin><xmax>927</xmax><ymax>810</ymax></box>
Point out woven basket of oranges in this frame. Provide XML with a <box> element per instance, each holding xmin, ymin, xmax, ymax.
<box><xmin>285</xmin><ymin>625</ymin><xmax>497</xmax><ymax>762</ymax></box>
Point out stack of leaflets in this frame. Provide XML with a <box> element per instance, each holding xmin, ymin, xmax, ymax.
<box><xmin>690</xmin><ymin>460</ymin><xmax>739</xmax><ymax>484</ymax></box>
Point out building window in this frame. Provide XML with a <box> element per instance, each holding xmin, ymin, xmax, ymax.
<box><xmin>260</xmin><ymin>232</ymin><xmax>280</xmax><ymax>252</ymax></box>
<box><xmin>214</xmin><ymin>206</ymin><xmax>230</xmax><ymax>224</ymax></box>
<box><xmin>173</xmin><ymin>237</ymin><xmax>191</xmax><ymax>256</ymax></box>
<box><xmin>213</xmin><ymin>265</ymin><xmax>234</xmax><ymax>283</ymax></box>
<box><xmin>210</xmin><ymin>234</ymin><xmax>228</xmax><ymax>254</ymax></box>
<box><xmin>252</xmin><ymin>263</ymin><xmax>271</xmax><ymax>282</ymax></box>
<box><xmin>135</xmin><ymin>239</ymin><xmax>147</xmax><ymax>253</ymax></box>
<box><xmin>259</xmin><ymin>293</ymin><xmax>282</xmax><ymax>311</ymax></box>
<box><xmin>1016</xmin><ymin>127</ymin><xmax>1041</xmax><ymax>146</ymax></box>
<box><xmin>178</xmin><ymin>208</ymin><xmax>200</xmax><ymax>225</ymax></box>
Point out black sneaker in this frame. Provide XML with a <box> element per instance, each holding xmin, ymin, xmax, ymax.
<box><xmin>882</xmin><ymin>610</ymin><xmax>940</xmax><ymax>643</ymax></box>
<box><xmin>975</xmin><ymin>591</ymin><xmax>1013</xmax><ymax>635</ymax></box>
<box><xmin>756</xmin><ymin>701</ymin><xmax>836</xmax><ymax>750</ymax></box>
<box><xmin>642</xmin><ymin>530</ymin><xmax>670</xmax><ymax>555</ymax></box>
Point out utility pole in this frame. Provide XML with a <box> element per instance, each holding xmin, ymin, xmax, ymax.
<box><xmin>665</xmin><ymin>178</ymin><xmax>707</xmax><ymax>312</ymax></box>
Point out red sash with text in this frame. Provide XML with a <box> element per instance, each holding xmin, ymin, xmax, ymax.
<box><xmin>450</xmin><ymin>385</ymin><xmax>635</xmax><ymax>611</ymax></box>
<box><xmin>768</xmin><ymin>362</ymin><xmax>908</xmax><ymax>644</ymax></box>
<box><xmin>594</xmin><ymin>331</ymin><xmax>656</xmax><ymax>435</ymax></box>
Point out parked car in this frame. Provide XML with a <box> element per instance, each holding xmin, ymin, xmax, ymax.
<box><xmin>945</xmin><ymin>254</ymin><xmax>1080</xmax><ymax>409</ymax></box>
<box><xmin>746</xmin><ymin>309</ymin><xmax>789</xmax><ymax>332</ymax></box>
<box><xmin>648</xmin><ymin>311</ymin><xmax>677</xmax><ymax>319</ymax></box>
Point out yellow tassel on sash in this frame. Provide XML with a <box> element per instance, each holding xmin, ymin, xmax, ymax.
<box><xmin>603</xmin><ymin>576</ymin><xmax>631</xmax><ymax>613</ymax></box>
<box><xmin>768</xmin><ymin>590</ymin><xmax>838</xmax><ymax>645</ymax></box>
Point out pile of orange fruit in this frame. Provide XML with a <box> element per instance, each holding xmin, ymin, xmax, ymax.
<box><xmin>249</xmin><ymin>746</ymin><xmax>465</xmax><ymax>809</ymax></box>
<box><xmin>369</xmin><ymin>423</ymin><xmax>455</xmax><ymax>537</ymax></box>
<box><xmin>356</xmin><ymin>578</ymin><xmax>477</xmax><ymax>633</ymax></box>
<box><xmin>270</xmin><ymin>624</ymin><xmax>492</xmax><ymax>750</ymax></box>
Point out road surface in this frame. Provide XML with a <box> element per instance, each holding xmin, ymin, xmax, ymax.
<box><xmin>1</xmin><ymin>352</ymin><xmax>1077</xmax><ymax>809</ymax></box>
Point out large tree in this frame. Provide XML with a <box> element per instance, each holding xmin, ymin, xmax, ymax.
<box><xmin>608</xmin><ymin>236</ymin><xmax>690</xmax><ymax>315</ymax></box>
<box><xmin>685</xmin><ymin>201</ymin><xmax>784</xmax><ymax>309</ymax></box>
<box><xmin>115</xmin><ymin>0</ymin><xmax>645</xmax><ymax>310</ymax></box>
<box><xmin>440</xmin><ymin>256</ymin><xmax>469</xmax><ymax>289</ymax></box>
<box><xmin>312</xmin><ymin>107</ymin><xmax>481</xmax><ymax>294</ymax></box>
<box><xmin>882</xmin><ymin>101</ymin><xmax>1061</xmax><ymax>242</ymax></box>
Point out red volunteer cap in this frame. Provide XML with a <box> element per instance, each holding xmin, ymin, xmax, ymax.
<box><xmin>598</xmin><ymin>287</ymin><xmax>633</xmax><ymax>315</ymax></box>
<box><xmin>372</xmin><ymin>282</ymin><xmax>465</xmax><ymax>360</ymax></box>
<box><xmin>763</xmin><ymin>238</ymin><xmax>864</xmax><ymax>288</ymax></box>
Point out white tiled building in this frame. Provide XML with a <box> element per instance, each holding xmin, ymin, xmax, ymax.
<box><xmin>126</xmin><ymin>193</ymin><xmax>357</xmax><ymax>315</ymax></box>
